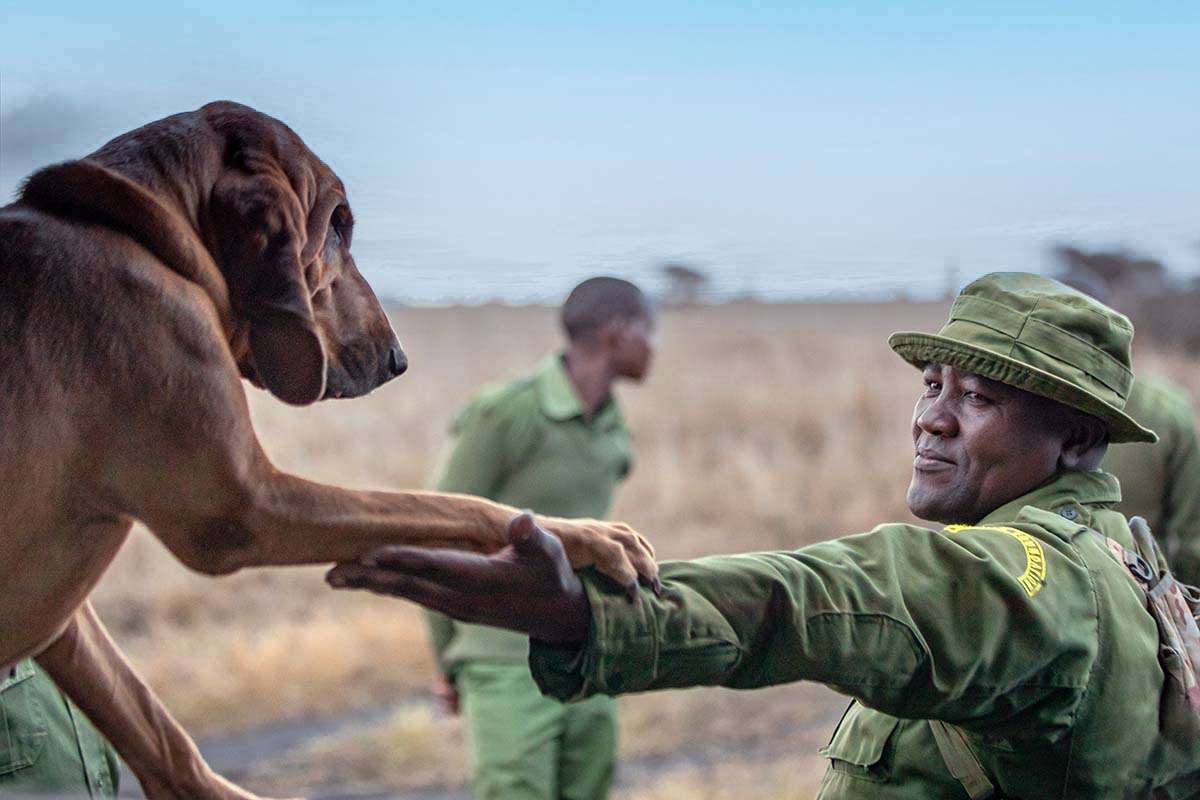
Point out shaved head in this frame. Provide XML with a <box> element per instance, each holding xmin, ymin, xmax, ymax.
<box><xmin>561</xmin><ymin>277</ymin><xmax>651</xmax><ymax>343</ymax></box>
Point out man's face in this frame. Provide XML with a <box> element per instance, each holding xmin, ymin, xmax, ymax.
<box><xmin>612</xmin><ymin>310</ymin><xmax>655</xmax><ymax>381</ymax></box>
<box><xmin>906</xmin><ymin>363</ymin><xmax>1067</xmax><ymax>524</ymax></box>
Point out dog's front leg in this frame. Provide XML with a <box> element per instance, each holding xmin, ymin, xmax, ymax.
<box><xmin>34</xmin><ymin>601</ymin><xmax>290</xmax><ymax>800</ymax></box>
<box><xmin>101</xmin><ymin>311</ymin><xmax>658</xmax><ymax>593</ymax></box>
<box><xmin>231</xmin><ymin>471</ymin><xmax>659</xmax><ymax>592</ymax></box>
<box><xmin>141</xmin><ymin>460</ymin><xmax>657</xmax><ymax>592</ymax></box>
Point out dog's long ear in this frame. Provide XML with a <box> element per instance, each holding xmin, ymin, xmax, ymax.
<box><xmin>210</xmin><ymin>159</ymin><xmax>327</xmax><ymax>406</ymax></box>
<box><xmin>20</xmin><ymin>160</ymin><xmax>235</xmax><ymax>334</ymax></box>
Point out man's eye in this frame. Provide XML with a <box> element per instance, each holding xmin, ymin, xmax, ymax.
<box><xmin>964</xmin><ymin>391</ymin><xmax>990</xmax><ymax>404</ymax></box>
<box><xmin>924</xmin><ymin>381</ymin><xmax>941</xmax><ymax>394</ymax></box>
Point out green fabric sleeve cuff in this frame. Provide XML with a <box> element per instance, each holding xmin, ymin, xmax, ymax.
<box><xmin>529</xmin><ymin>569</ymin><xmax>656</xmax><ymax>700</ymax></box>
<box><xmin>528</xmin><ymin>639</ymin><xmax>589</xmax><ymax>700</ymax></box>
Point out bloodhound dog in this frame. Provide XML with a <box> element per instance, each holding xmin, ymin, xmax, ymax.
<box><xmin>0</xmin><ymin>101</ymin><xmax>656</xmax><ymax>799</ymax></box>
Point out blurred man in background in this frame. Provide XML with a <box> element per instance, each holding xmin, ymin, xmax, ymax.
<box><xmin>0</xmin><ymin>660</ymin><xmax>119</xmax><ymax>796</ymax></box>
<box><xmin>1059</xmin><ymin>271</ymin><xmax>1200</xmax><ymax>584</ymax></box>
<box><xmin>423</xmin><ymin>277</ymin><xmax>654</xmax><ymax>800</ymax></box>
<box><xmin>1104</xmin><ymin>377</ymin><xmax>1200</xmax><ymax>585</ymax></box>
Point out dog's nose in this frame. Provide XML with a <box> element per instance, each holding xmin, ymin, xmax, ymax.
<box><xmin>388</xmin><ymin>344</ymin><xmax>408</xmax><ymax>377</ymax></box>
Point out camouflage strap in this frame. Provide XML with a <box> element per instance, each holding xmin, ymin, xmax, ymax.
<box><xmin>929</xmin><ymin>720</ymin><xmax>996</xmax><ymax>799</ymax></box>
<box><xmin>1088</xmin><ymin>518</ymin><xmax>1200</xmax><ymax>712</ymax></box>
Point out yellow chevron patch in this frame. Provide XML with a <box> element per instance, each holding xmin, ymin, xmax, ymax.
<box><xmin>944</xmin><ymin>525</ymin><xmax>1048</xmax><ymax>598</ymax></box>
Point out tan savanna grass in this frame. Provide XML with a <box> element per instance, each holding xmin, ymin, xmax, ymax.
<box><xmin>89</xmin><ymin>301</ymin><xmax>1199</xmax><ymax>795</ymax></box>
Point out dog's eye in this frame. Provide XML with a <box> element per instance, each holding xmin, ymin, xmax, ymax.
<box><xmin>329</xmin><ymin>205</ymin><xmax>353</xmax><ymax>249</ymax></box>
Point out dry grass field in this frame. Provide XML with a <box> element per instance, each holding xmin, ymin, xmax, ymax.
<box><xmin>92</xmin><ymin>300</ymin><xmax>1200</xmax><ymax>798</ymax></box>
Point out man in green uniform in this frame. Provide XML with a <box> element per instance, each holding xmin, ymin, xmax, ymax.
<box><xmin>423</xmin><ymin>277</ymin><xmax>653</xmax><ymax>800</ymax></box>
<box><xmin>1058</xmin><ymin>274</ymin><xmax>1200</xmax><ymax>585</ymax></box>
<box><xmin>1103</xmin><ymin>376</ymin><xmax>1200</xmax><ymax>585</ymax></box>
<box><xmin>1099</xmin><ymin>379</ymin><xmax>1200</xmax><ymax>585</ymax></box>
<box><xmin>332</xmin><ymin>273</ymin><xmax>1200</xmax><ymax>798</ymax></box>
<box><xmin>1</xmin><ymin>660</ymin><xmax>120</xmax><ymax>796</ymax></box>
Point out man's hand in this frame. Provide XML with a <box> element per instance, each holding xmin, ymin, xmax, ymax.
<box><xmin>326</xmin><ymin>512</ymin><xmax>591</xmax><ymax>644</ymax></box>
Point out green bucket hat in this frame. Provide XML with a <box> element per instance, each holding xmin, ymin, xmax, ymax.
<box><xmin>888</xmin><ymin>272</ymin><xmax>1157</xmax><ymax>444</ymax></box>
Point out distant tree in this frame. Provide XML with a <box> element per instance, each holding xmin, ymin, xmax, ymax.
<box><xmin>1052</xmin><ymin>244</ymin><xmax>1200</xmax><ymax>353</ymax></box>
<box><xmin>661</xmin><ymin>263</ymin><xmax>711</xmax><ymax>306</ymax></box>
<box><xmin>1053</xmin><ymin>245</ymin><xmax>1168</xmax><ymax>295</ymax></box>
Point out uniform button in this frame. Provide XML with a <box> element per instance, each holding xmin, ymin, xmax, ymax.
<box><xmin>1059</xmin><ymin>507</ymin><xmax>1078</xmax><ymax>521</ymax></box>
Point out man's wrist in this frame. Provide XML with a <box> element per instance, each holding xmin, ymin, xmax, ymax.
<box><xmin>532</xmin><ymin>574</ymin><xmax>591</xmax><ymax>643</ymax></box>
<box><xmin>528</xmin><ymin>569</ymin><xmax>602</xmax><ymax>701</ymax></box>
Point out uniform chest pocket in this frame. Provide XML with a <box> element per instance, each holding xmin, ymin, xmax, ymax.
<box><xmin>0</xmin><ymin>662</ymin><xmax>49</xmax><ymax>776</ymax></box>
<box><xmin>818</xmin><ymin>703</ymin><xmax>902</xmax><ymax>783</ymax></box>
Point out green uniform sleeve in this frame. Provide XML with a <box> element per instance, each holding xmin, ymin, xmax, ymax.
<box><xmin>423</xmin><ymin>400</ymin><xmax>512</xmax><ymax>673</ymax></box>
<box><xmin>425</xmin><ymin>390</ymin><xmax>541</xmax><ymax>675</ymax></box>
<box><xmin>422</xmin><ymin>400</ymin><xmax>512</xmax><ymax>676</ymax></box>
<box><xmin>423</xmin><ymin>610</ymin><xmax>459</xmax><ymax>677</ymax></box>
<box><xmin>433</xmin><ymin>399</ymin><xmax>515</xmax><ymax>497</ymax></box>
<box><xmin>531</xmin><ymin>523</ymin><xmax>1095</xmax><ymax>734</ymax></box>
<box><xmin>1161</xmin><ymin>400</ymin><xmax>1200</xmax><ymax>586</ymax></box>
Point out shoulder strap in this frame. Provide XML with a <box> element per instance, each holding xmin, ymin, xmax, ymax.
<box><xmin>1087</xmin><ymin>518</ymin><xmax>1200</xmax><ymax>717</ymax></box>
<box><xmin>929</xmin><ymin>720</ymin><xmax>997</xmax><ymax>799</ymax></box>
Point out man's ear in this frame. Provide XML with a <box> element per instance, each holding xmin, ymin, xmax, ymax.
<box><xmin>1058</xmin><ymin>414</ymin><xmax>1110</xmax><ymax>472</ymax></box>
<box><xmin>210</xmin><ymin>163</ymin><xmax>327</xmax><ymax>405</ymax></box>
<box><xmin>597</xmin><ymin>317</ymin><xmax>628</xmax><ymax>350</ymax></box>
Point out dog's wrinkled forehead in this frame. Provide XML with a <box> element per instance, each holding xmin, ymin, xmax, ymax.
<box><xmin>202</xmin><ymin>103</ymin><xmax>334</xmax><ymax>191</ymax></box>
<box><xmin>201</xmin><ymin>101</ymin><xmax>348</xmax><ymax>261</ymax></box>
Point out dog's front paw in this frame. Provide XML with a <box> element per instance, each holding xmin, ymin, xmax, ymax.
<box><xmin>548</xmin><ymin>518</ymin><xmax>659</xmax><ymax>595</ymax></box>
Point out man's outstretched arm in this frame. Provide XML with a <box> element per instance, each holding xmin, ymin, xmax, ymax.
<box><xmin>327</xmin><ymin>515</ymin><xmax>1095</xmax><ymax>732</ymax></box>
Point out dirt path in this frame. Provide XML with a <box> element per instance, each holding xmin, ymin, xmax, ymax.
<box><xmin>119</xmin><ymin>696</ymin><xmax>844</xmax><ymax>799</ymax></box>
<box><xmin>117</xmin><ymin>705</ymin><xmax>398</xmax><ymax>798</ymax></box>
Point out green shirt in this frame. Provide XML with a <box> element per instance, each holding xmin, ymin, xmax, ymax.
<box><xmin>426</xmin><ymin>354</ymin><xmax>633</xmax><ymax>675</ymax></box>
<box><xmin>530</xmin><ymin>471</ymin><xmax>1200</xmax><ymax>798</ymax></box>
<box><xmin>0</xmin><ymin>660</ymin><xmax>119</xmax><ymax>797</ymax></box>
<box><xmin>1104</xmin><ymin>376</ymin><xmax>1200</xmax><ymax>585</ymax></box>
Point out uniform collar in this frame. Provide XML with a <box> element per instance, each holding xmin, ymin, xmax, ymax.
<box><xmin>536</xmin><ymin>354</ymin><xmax>587</xmax><ymax>421</ymax></box>
<box><xmin>977</xmin><ymin>470</ymin><xmax>1122</xmax><ymax>527</ymax></box>
<box><xmin>535</xmin><ymin>354</ymin><xmax>624</xmax><ymax>426</ymax></box>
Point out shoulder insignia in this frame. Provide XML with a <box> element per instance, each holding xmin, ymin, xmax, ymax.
<box><xmin>944</xmin><ymin>525</ymin><xmax>1048</xmax><ymax>598</ymax></box>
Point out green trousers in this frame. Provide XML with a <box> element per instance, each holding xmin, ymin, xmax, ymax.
<box><xmin>458</xmin><ymin>662</ymin><xmax>617</xmax><ymax>800</ymax></box>
<box><xmin>0</xmin><ymin>660</ymin><xmax>120</xmax><ymax>797</ymax></box>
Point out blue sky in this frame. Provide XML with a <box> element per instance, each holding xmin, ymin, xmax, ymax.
<box><xmin>2</xmin><ymin>2</ymin><xmax>1198</xmax><ymax>301</ymax></box>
